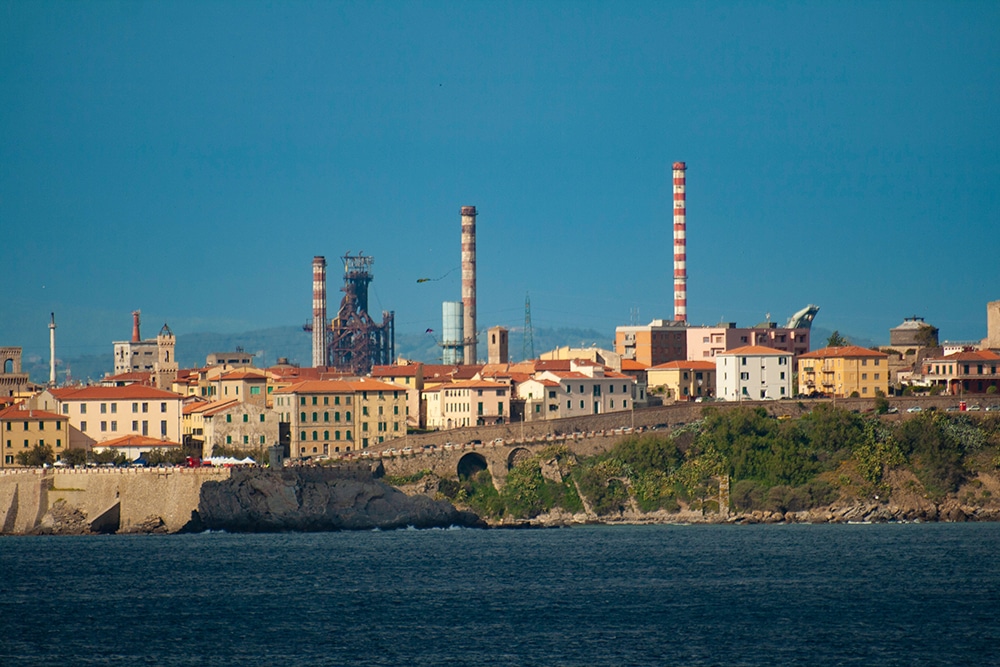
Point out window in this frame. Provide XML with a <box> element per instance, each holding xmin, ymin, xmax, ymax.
<box><xmin>312</xmin><ymin>397</ymin><xmax>318</xmax><ymax>405</ymax></box>
<box><xmin>260</xmin><ymin>414</ymin><xmax>265</xmax><ymax>422</ymax></box>
<box><xmin>160</xmin><ymin>421</ymin><xmax>167</xmax><ymax>436</ymax></box>
<box><xmin>323</xmin><ymin>397</ymin><xmax>329</xmax><ymax>405</ymax></box>
<box><xmin>875</xmin><ymin>373</ymin><xmax>880</xmax><ymax>380</ymax></box>
<box><xmin>81</xmin><ymin>421</ymin><xmax>87</xmax><ymax>432</ymax></box>
<box><xmin>101</xmin><ymin>403</ymin><xmax>107</xmax><ymax>414</ymax></box>
<box><xmin>260</xmin><ymin>435</ymin><xmax>266</xmax><ymax>445</ymax></box>
<box><xmin>80</xmin><ymin>404</ymin><xmax>87</xmax><ymax>415</ymax></box>
<box><xmin>244</xmin><ymin>435</ymin><xmax>249</xmax><ymax>444</ymax></box>
<box><xmin>161</xmin><ymin>402</ymin><xmax>167</xmax><ymax>413</ymax></box>
<box><xmin>243</xmin><ymin>414</ymin><xmax>249</xmax><ymax>422</ymax></box>
<box><xmin>132</xmin><ymin>421</ymin><xmax>138</xmax><ymax>431</ymax></box>
<box><xmin>250</xmin><ymin>386</ymin><xmax>261</xmax><ymax>395</ymax></box>
<box><xmin>780</xmin><ymin>372</ymin><xmax>786</xmax><ymax>380</ymax></box>
<box><xmin>312</xmin><ymin>431</ymin><xmax>318</xmax><ymax>441</ymax></box>
<box><xmin>56</xmin><ymin>421</ymin><xmax>61</xmax><ymax>430</ymax></box>
<box><xmin>300</xmin><ymin>412</ymin><xmax>306</xmax><ymax>421</ymax></box>
<box><xmin>862</xmin><ymin>373</ymin><xmax>868</xmax><ymax>380</ymax></box>
<box><xmin>227</xmin><ymin>435</ymin><xmax>232</xmax><ymax>444</ymax></box>
<box><xmin>393</xmin><ymin>405</ymin><xmax>399</xmax><ymax>415</ymax></box>
<box><xmin>862</xmin><ymin>359</ymin><xmax>868</xmax><ymax>367</ymax></box>
<box><xmin>226</xmin><ymin>414</ymin><xmax>232</xmax><ymax>423</ymax></box>
<box><xmin>312</xmin><ymin>412</ymin><xmax>318</xmax><ymax>422</ymax></box>
<box><xmin>300</xmin><ymin>431</ymin><xmax>306</xmax><ymax>440</ymax></box>
<box><xmin>300</xmin><ymin>397</ymin><xmax>306</xmax><ymax>406</ymax></box>
<box><xmin>142</xmin><ymin>403</ymin><xmax>148</xmax><ymax>413</ymax></box>
<box><xmin>111</xmin><ymin>421</ymin><xmax>117</xmax><ymax>432</ymax></box>
<box><xmin>111</xmin><ymin>403</ymin><xmax>117</xmax><ymax>414</ymax></box>
<box><xmin>346</xmin><ymin>411</ymin><xmax>352</xmax><ymax>421</ymax></box>
<box><xmin>62</xmin><ymin>405</ymin><xmax>69</xmax><ymax>415</ymax></box>
<box><xmin>740</xmin><ymin>372</ymin><xmax>749</xmax><ymax>381</ymax></box>
<box><xmin>132</xmin><ymin>402</ymin><xmax>138</xmax><ymax>413</ymax></box>
<box><xmin>324</xmin><ymin>431</ymin><xmax>329</xmax><ymax>440</ymax></box>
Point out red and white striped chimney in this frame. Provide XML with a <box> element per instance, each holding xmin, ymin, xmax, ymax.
<box><xmin>672</xmin><ymin>162</ymin><xmax>687</xmax><ymax>322</ymax></box>
<box><xmin>312</xmin><ymin>256</ymin><xmax>327</xmax><ymax>368</ymax></box>
<box><xmin>461</xmin><ymin>206</ymin><xmax>477</xmax><ymax>365</ymax></box>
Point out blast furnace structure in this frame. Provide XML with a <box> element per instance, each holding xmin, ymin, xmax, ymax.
<box><xmin>307</xmin><ymin>253</ymin><xmax>394</xmax><ymax>375</ymax></box>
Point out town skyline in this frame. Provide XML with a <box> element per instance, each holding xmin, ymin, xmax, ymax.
<box><xmin>3</xmin><ymin>2</ymin><xmax>998</xmax><ymax>362</ymax></box>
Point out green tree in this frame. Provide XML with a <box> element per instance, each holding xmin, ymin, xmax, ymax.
<box><xmin>826</xmin><ymin>330</ymin><xmax>849</xmax><ymax>347</ymax></box>
<box><xmin>15</xmin><ymin>444</ymin><xmax>54</xmax><ymax>467</ymax></box>
<box><xmin>62</xmin><ymin>448</ymin><xmax>88</xmax><ymax>466</ymax></box>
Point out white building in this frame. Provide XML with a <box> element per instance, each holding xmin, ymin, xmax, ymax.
<box><xmin>516</xmin><ymin>359</ymin><xmax>637</xmax><ymax>421</ymax></box>
<box><xmin>715</xmin><ymin>345</ymin><xmax>792</xmax><ymax>401</ymax></box>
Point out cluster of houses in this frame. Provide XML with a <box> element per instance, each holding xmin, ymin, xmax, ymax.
<box><xmin>1</xmin><ymin>301</ymin><xmax>998</xmax><ymax>468</ymax></box>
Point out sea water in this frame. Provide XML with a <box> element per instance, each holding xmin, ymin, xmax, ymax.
<box><xmin>1</xmin><ymin>523</ymin><xmax>998</xmax><ymax>666</ymax></box>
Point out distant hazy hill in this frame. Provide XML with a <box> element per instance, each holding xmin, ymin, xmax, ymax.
<box><xmin>30</xmin><ymin>325</ymin><xmax>611</xmax><ymax>384</ymax></box>
<box><xmin>29</xmin><ymin>324</ymin><xmax>881</xmax><ymax>385</ymax></box>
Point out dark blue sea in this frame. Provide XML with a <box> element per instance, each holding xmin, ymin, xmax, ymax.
<box><xmin>2</xmin><ymin>524</ymin><xmax>998</xmax><ymax>666</ymax></box>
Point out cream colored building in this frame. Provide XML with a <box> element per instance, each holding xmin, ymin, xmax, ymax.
<box><xmin>646</xmin><ymin>360</ymin><xmax>716</xmax><ymax>401</ymax></box>
<box><xmin>1</xmin><ymin>405</ymin><xmax>69</xmax><ymax>467</ymax></box>
<box><xmin>273</xmin><ymin>378</ymin><xmax>406</xmax><ymax>458</ymax></box>
<box><xmin>516</xmin><ymin>360</ymin><xmax>637</xmax><ymax>421</ymax></box>
<box><xmin>422</xmin><ymin>379</ymin><xmax>510</xmax><ymax>430</ymax></box>
<box><xmin>797</xmin><ymin>346</ymin><xmax>889</xmax><ymax>398</ymax></box>
<box><xmin>31</xmin><ymin>385</ymin><xmax>183</xmax><ymax>451</ymax></box>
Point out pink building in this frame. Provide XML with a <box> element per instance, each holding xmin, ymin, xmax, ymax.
<box><xmin>685</xmin><ymin>323</ymin><xmax>810</xmax><ymax>363</ymax></box>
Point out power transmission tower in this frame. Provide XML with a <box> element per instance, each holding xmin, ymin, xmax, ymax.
<box><xmin>523</xmin><ymin>292</ymin><xmax>535</xmax><ymax>361</ymax></box>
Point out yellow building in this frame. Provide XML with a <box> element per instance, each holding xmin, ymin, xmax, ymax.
<box><xmin>646</xmin><ymin>360</ymin><xmax>716</xmax><ymax>401</ymax></box>
<box><xmin>273</xmin><ymin>378</ymin><xmax>407</xmax><ymax>459</ymax></box>
<box><xmin>797</xmin><ymin>346</ymin><xmax>889</xmax><ymax>398</ymax></box>
<box><xmin>0</xmin><ymin>405</ymin><xmax>70</xmax><ymax>467</ymax></box>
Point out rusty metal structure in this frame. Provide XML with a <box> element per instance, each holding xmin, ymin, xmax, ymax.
<box><xmin>306</xmin><ymin>253</ymin><xmax>394</xmax><ymax>374</ymax></box>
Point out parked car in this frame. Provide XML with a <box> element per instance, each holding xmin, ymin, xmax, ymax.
<box><xmin>906</xmin><ymin>406</ymin><xmax>922</xmax><ymax>413</ymax></box>
<box><xmin>985</xmin><ymin>405</ymin><xmax>1000</xmax><ymax>412</ymax></box>
<box><xmin>887</xmin><ymin>406</ymin><xmax>899</xmax><ymax>414</ymax></box>
<box><xmin>968</xmin><ymin>404</ymin><xmax>981</xmax><ymax>411</ymax></box>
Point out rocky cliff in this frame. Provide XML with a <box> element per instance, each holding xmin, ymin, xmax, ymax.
<box><xmin>195</xmin><ymin>467</ymin><xmax>484</xmax><ymax>532</ymax></box>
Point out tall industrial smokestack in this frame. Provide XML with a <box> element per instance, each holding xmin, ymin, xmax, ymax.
<box><xmin>672</xmin><ymin>162</ymin><xmax>687</xmax><ymax>322</ymax></box>
<box><xmin>131</xmin><ymin>310</ymin><xmax>141</xmax><ymax>342</ymax></box>
<box><xmin>312</xmin><ymin>256</ymin><xmax>328</xmax><ymax>368</ymax></box>
<box><xmin>461</xmin><ymin>206</ymin><xmax>478</xmax><ymax>365</ymax></box>
<box><xmin>48</xmin><ymin>312</ymin><xmax>57</xmax><ymax>387</ymax></box>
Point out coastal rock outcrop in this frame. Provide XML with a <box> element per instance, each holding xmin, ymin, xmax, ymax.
<box><xmin>196</xmin><ymin>467</ymin><xmax>484</xmax><ymax>532</ymax></box>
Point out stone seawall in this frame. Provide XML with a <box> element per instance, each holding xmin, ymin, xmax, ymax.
<box><xmin>0</xmin><ymin>467</ymin><xmax>232</xmax><ymax>534</ymax></box>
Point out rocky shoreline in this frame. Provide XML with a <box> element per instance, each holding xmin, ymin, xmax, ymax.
<box><xmin>487</xmin><ymin>500</ymin><xmax>1000</xmax><ymax>528</ymax></box>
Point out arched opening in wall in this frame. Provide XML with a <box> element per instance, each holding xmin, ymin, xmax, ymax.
<box><xmin>507</xmin><ymin>447</ymin><xmax>532</xmax><ymax>470</ymax></box>
<box><xmin>2</xmin><ymin>359</ymin><xmax>12</xmax><ymax>374</ymax></box>
<box><xmin>457</xmin><ymin>452</ymin><xmax>488</xmax><ymax>480</ymax></box>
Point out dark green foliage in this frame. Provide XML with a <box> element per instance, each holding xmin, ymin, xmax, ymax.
<box><xmin>91</xmin><ymin>448</ymin><xmax>127</xmax><ymax>465</ymax></box>
<box><xmin>145</xmin><ymin>447</ymin><xmax>189</xmax><ymax>466</ymax></box>
<box><xmin>61</xmin><ymin>448</ymin><xmax>88</xmax><ymax>466</ymax></box>
<box><xmin>15</xmin><ymin>443</ymin><xmax>54</xmax><ymax>467</ymax></box>
<box><xmin>895</xmin><ymin>414</ymin><xmax>965</xmax><ymax>498</ymax></box>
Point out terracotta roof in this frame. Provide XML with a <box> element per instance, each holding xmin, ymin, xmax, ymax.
<box><xmin>51</xmin><ymin>385</ymin><xmax>183</xmax><ymax>400</ymax></box>
<box><xmin>798</xmin><ymin>346</ymin><xmax>888</xmax><ymax>359</ymax></box>
<box><xmin>219</xmin><ymin>370</ymin><xmax>267</xmax><ymax>381</ymax></box>
<box><xmin>99</xmin><ymin>434</ymin><xmax>181</xmax><ymax>449</ymax></box>
<box><xmin>649</xmin><ymin>360</ymin><xmax>717</xmax><ymax>370</ymax></box>
<box><xmin>0</xmin><ymin>406</ymin><xmax>65</xmax><ymax>421</ymax></box>
<box><xmin>441</xmin><ymin>379</ymin><xmax>509</xmax><ymax>390</ymax></box>
<box><xmin>620</xmin><ymin>359</ymin><xmax>649</xmax><ymax>371</ymax></box>
<box><xmin>371</xmin><ymin>365</ymin><xmax>419</xmax><ymax>377</ymax></box>
<box><xmin>184</xmin><ymin>399</ymin><xmax>240</xmax><ymax>416</ymax></box>
<box><xmin>717</xmin><ymin>345</ymin><xmax>792</xmax><ymax>357</ymax></box>
<box><xmin>927</xmin><ymin>349</ymin><xmax>1000</xmax><ymax>362</ymax></box>
<box><xmin>101</xmin><ymin>371</ymin><xmax>153</xmax><ymax>384</ymax></box>
<box><xmin>273</xmin><ymin>378</ymin><xmax>402</xmax><ymax>395</ymax></box>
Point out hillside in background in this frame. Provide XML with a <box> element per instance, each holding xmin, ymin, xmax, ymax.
<box><xmin>25</xmin><ymin>325</ymin><xmax>612</xmax><ymax>384</ymax></box>
<box><xmin>24</xmin><ymin>324</ymin><xmax>882</xmax><ymax>386</ymax></box>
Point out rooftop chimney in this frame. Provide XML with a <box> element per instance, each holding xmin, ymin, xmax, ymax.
<box><xmin>461</xmin><ymin>206</ymin><xmax>478</xmax><ymax>364</ymax></box>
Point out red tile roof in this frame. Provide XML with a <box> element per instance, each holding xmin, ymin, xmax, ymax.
<box><xmin>797</xmin><ymin>346</ymin><xmax>888</xmax><ymax>359</ymax></box>
<box><xmin>273</xmin><ymin>378</ymin><xmax>402</xmax><ymax>395</ymax></box>
<box><xmin>51</xmin><ymin>385</ymin><xmax>183</xmax><ymax>400</ymax></box>
<box><xmin>99</xmin><ymin>434</ymin><xmax>181</xmax><ymax>449</ymax></box>
<box><xmin>927</xmin><ymin>349</ymin><xmax>1000</xmax><ymax>362</ymax></box>
<box><xmin>649</xmin><ymin>360</ymin><xmax>717</xmax><ymax>370</ymax></box>
<box><xmin>0</xmin><ymin>406</ymin><xmax>65</xmax><ymax>421</ymax></box>
<box><xmin>718</xmin><ymin>345</ymin><xmax>792</xmax><ymax>356</ymax></box>
<box><xmin>620</xmin><ymin>359</ymin><xmax>649</xmax><ymax>371</ymax></box>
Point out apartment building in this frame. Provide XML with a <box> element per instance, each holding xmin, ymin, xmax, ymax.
<box><xmin>646</xmin><ymin>360</ymin><xmax>716</xmax><ymax>401</ymax></box>
<box><xmin>797</xmin><ymin>346</ymin><xmax>889</xmax><ymax>398</ymax></box>
<box><xmin>184</xmin><ymin>398</ymin><xmax>279</xmax><ymax>458</ymax></box>
<box><xmin>31</xmin><ymin>385</ymin><xmax>183</xmax><ymax>450</ymax></box>
<box><xmin>0</xmin><ymin>405</ymin><xmax>69</xmax><ymax>467</ymax></box>
<box><xmin>422</xmin><ymin>379</ymin><xmax>510</xmax><ymax>429</ymax></box>
<box><xmin>273</xmin><ymin>378</ymin><xmax>406</xmax><ymax>458</ymax></box>
<box><xmin>918</xmin><ymin>350</ymin><xmax>1000</xmax><ymax>395</ymax></box>
<box><xmin>516</xmin><ymin>360</ymin><xmax>638</xmax><ymax>421</ymax></box>
<box><xmin>715</xmin><ymin>345</ymin><xmax>793</xmax><ymax>401</ymax></box>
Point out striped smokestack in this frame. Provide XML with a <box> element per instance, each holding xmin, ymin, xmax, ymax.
<box><xmin>672</xmin><ymin>162</ymin><xmax>687</xmax><ymax>322</ymax></box>
<box><xmin>461</xmin><ymin>206</ymin><xmax>477</xmax><ymax>365</ymax></box>
<box><xmin>312</xmin><ymin>256</ymin><xmax>328</xmax><ymax>367</ymax></box>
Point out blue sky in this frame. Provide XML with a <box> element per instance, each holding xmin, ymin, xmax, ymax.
<box><xmin>2</xmin><ymin>1</ymin><xmax>998</xmax><ymax>363</ymax></box>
